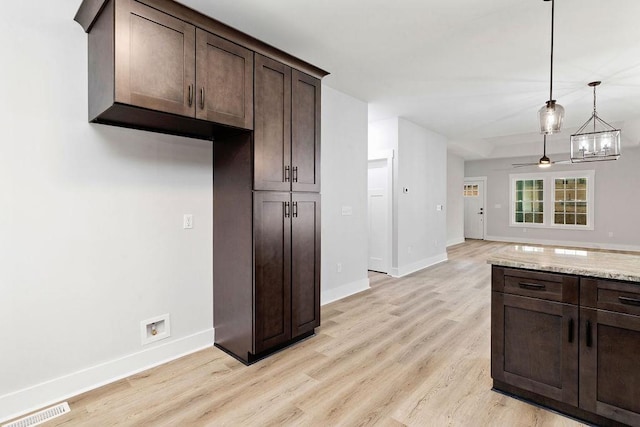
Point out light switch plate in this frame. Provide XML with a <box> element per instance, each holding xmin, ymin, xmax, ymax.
<box><xmin>183</xmin><ymin>214</ymin><xmax>193</xmax><ymax>229</ymax></box>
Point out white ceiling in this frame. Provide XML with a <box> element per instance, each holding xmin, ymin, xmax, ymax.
<box><xmin>180</xmin><ymin>0</ymin><xmax>640</xmax><ymax>160</ymax></box>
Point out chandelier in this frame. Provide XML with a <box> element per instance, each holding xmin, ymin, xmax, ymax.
<box><xmin>570</xmin><ymin>81</ymin><xmax>621</xmax><ymax>163</ymax></box>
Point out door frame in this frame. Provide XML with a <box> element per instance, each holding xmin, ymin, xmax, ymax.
<box><xmin>464</xmin><ymin>176</ymin><xmax>487</xmax><ymax>240</ymax></box>
<box><xmin>368</xmin><ymin>149</ymin><xmax>394</xmax><ymax>274</ymax></box>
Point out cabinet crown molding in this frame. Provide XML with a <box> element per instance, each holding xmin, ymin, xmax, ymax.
<box><xmin>74</xmin><ymin>0</ymin><xmax>329</xmax><ymax>80</ymax></box>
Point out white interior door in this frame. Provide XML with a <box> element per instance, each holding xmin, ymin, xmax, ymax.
<box><xmin>368</xmin><ymin>159</ymin><xmax>389</xmax><ymax>273</ymax></box>
<box><xmin>464</xmin><ymin>180</ymin><xmax>485</xmax><ymax>240</ymax></box>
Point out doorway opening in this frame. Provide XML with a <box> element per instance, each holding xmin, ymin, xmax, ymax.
<box><xmin>368</xmin><ymin>151</ymin><xmax>393</xmax><ymax>274</ymax></box>
<box><xmin>464</xmin><ymin>177</ymin><xmax>487</xmax><ymax>240</ymax></box>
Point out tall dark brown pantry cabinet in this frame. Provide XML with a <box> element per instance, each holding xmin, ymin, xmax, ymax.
<box><xmin>213</xmin><ymin>56</ymin><xmax>323</xmax><ymax>364</ymax></box>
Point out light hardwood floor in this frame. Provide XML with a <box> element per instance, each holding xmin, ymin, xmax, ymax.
<box><xmin>37</xmin><ymin>240</ymin><xmax>585</xmax><ymax>426</ymax></box>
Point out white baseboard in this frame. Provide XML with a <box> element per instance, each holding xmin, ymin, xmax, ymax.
<box><xmin>390</xmin><ymin>252</ymin><xmax>448</xmax><ymax>278</ymax></box>
<box><xmin>447</xmin><ymin>237</ymin><xmax>465</xmax><ymax>247</ymax></box>
<box><xmin>0</xmin><ymin>328</ymin><xmax>215</xmax><ymax>424</ymax></box>
<box><xmin>321</xmin><ymin>278</ymin><xmax>371</xmax><ymax>305</ymax></box>
<box><xmin>485</xmin><ymin>235</ymin><xmax>640</xmax><ymax>253</ymax></box>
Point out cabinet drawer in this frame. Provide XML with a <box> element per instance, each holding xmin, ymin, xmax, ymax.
<box><xmin>581</xmin><ymin>278</ymin><xmax>640</xmax><ymax>315</ymax></box>
<box><xmin>494</xmin><ymin>267</ymin><xmax>579</xmax><ymax>304</ymax></box>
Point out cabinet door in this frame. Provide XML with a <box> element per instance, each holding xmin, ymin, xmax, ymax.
<box><xmin>115</xmin><ymin>0</ymin><xmax>195</xmax><ymax>117</ymax></box>
<box><xmin>254</xmin><ymin>192</ymin><xmax>292</xmax><ymax>354</ymax></box>
<box><xmin>580</xmin><ymin>308</ymin><xmax>640</xmax><ymax>426</ymax></box>
<box><xmin>291</xmin><ymin>193</ymin><xmax>321</xmax><ymax>337</ymax></box>
<box><xmin>196</xmin><ymin>29</ymin><xmax>253</xmax><ymax>129</ymax></box>
<box><xmin>254</xmin><ymin>54</ymin><xmax>291</xmax><ymax>191</ymax></box>
<box><xmin>492</xmin><ymin>292</ymin><xmax>578</xmax><ymax>405</ymax></box>
<box><xmin>291</xmin><ymin>70</ymin><xmax>321</xmax><ymax>192</ymax></box>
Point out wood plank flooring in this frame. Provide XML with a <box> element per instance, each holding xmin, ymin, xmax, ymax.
<box><xmin>38</xmin><ymin>240</ymin><xmax>586</xmax><ymax>426</ymax></box>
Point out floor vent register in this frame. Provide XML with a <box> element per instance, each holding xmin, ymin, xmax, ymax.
<box><xmin>2</xmin><ymin>402</ymin><xmax>70</xmax><ymax>427</ymax></box>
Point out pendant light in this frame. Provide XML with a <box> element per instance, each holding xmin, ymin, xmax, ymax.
<box><xmin>539</xmin><ymin>135</ymin><xmax>551</xmax><ymax>168</ymax></box>
<box><xmin>570</xmin><ymin>81</ymin><xmax>621</xmax><ymax>162</ymax></box>
<box><xmin>538</xmin><ymin>0</ymin><xmax>564</xmax><ymax>135</ymax></box>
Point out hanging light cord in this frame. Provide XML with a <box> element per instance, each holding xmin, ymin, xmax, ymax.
<box><xmin>592</xmin><ymin>84</ymin><xmax>597</xmax><ymax>132</ymax></box>
<box><xmin>549</xmin><ymin>0</ymin><xmax>555</xmax><ymax>102</ymax></box>
<box><xmin>574</xmin><ymin>83</ymin><xmax>617</xmax><ymax>134</ymax></box>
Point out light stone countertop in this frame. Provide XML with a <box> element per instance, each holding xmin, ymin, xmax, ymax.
<box><xmin>487</xmin><ymin>244</ymin><xmax>640</xmax><ymax>282</ymax></box>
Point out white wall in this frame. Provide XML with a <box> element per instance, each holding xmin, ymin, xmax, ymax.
<box><xmin>368</xmin><ymin>118</ymin><xmax>448</xmax><ymax>277</ymax></box>
<box><xmin>396</xmin><ymin>119</ymin><xmax>448</xmax><ymax>276</ymax></box>
<box><xmin>0</xmin><ymin>1</ymin><xmax>214</xmax><ymax>421</ymax></box>
<box><xmin>465</xmin><ymin>146</ymin><xmax>640</xmax><ymax>250</ymax></box>
<box><xmin>321</xmin><ymin>86</ymin><xmax>370</xmax><ymax>304</ymax></box>
<box><xmin>447</xmin><ymin>152</ymin><xmax>465</xmax><ymax>246</ymax></box>
<box><xmin>368</xmin><ymin>118</ymin><xmax>400</xmax><ymax>266</ymax></box>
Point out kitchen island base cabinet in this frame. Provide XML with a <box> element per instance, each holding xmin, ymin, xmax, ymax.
<box><xmin>491</xmin><ymin>292</ymin><xmax>579</xmax><ymax>406</ymax></box>
<box><xmin>492</xmin><ymin>265</ymin><xmax>640</xmax><ymax>427</ymax></box>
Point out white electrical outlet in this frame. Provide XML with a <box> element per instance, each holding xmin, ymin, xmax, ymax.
<box><xmin>183</xmin><ymin>214</ymin><xmax>193</xmax><ymax>229</ymax></box>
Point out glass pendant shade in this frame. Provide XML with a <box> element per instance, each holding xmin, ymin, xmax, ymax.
<box><xmin>538</xmin><ymin>100</ymin><xmax>565</xmax><ymax>135</ymax></box>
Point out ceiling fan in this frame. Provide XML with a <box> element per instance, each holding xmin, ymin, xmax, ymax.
<box><xmin>511</xmin><ymin>135</ymin><xmax>570</xmax><ymax>168</ymax></box>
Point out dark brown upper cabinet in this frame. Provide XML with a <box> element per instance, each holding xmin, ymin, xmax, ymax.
<box><xmin>255</xmin><ymin>54</ymin><xmax>320</xmax><ymax>192</ymax></box>
<box><xmin>77</xmin><ymin>0</ymin><xmax>259</xmax><ymax>139</ymax></box>
<box><xmin>195</xmin><ymin>29</ymin><xmax>253</xmax><ymax>129</ymax></box>
<box><xmin>291</xmin><ymin>70</ymin><xmax>321</xmax><ymax>192</ymax></box>
<box><xmin>113</xmin><ymin>0</ymin><xmax>196</xmax><ymax>118</ymax></box>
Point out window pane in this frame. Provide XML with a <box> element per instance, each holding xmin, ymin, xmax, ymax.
<box><xmin>555</xmin><ymin>213</ymin><xmax>564</xmax><ymax>224</ymax></box>
<box><xmin>534</xmin><ymin>180</ymin><xmax>544</xmax><ymax>190</ymax></box>
<box><xmin>555</xmin><ymin>189</ymin><xmax>564</xmax><ymax>201</ymax></box>
<box><xmin>566</xmin><ymin>189</ymin><xmax>576</xmax><ymax>201</ymax></box>
<box><xmin>516</xmin><ymin>180</ymin><xmax>524</xmax><ymax>191</ymax></box>
<box><xmin>537</xmin><ymin>190</ymin><xmax>544</xmax><ymax>200</ymax></box>
<box><xmin>516</xmin><ymin>190</ymin><xmax>523</xmax><ymax>202</ymax></box>
<box><xmin>555</xmin><ymin>179</ymin><xmax>564</xmax><ymax>189</ymax></box>
<box><xmin>524</xmin><ymin>180</ymin><xmax>533</xmax><ymax>190</ymax></box>
<box><xmin>535</xmin><ymin>202</ymin><xmax>544</xmax><ymax>213</ymax></box>
<box><xmin>567</xmin><ymin>178</ymin><xmax>576</xmax><ymax>189</ymax></box>
<box><xmin>576</xmin><ymin>214</ymin><xmax>587</xmax><ymax>225</ymax></box>
<box><xmin>516</xmin><ymin>201</ymin><xmax>523</xmax><ymax>212</ymax></box>
<box><xmin>577</xmin><ymin>189</ymin><xmax>586</xmax><ymax>200</ymax></box>
<box><xmin>534</xmin><ymin>213</ymin><xmax>544</xmax><ymax>223</ymax></box>
<box><xmin>524</xmin><ymin>213</ymin><xmax>533</xmax><ymax>223</ymax></box>
<box><xmin>554</xmin><ymin>201</ymin><xmax>563</xmax><ymax>212</ymax></box>
<box><xmin>524</xmin><ymin>201</ymin><xmax>532</xmax><ymax>212</ymax></box>
<box><xmin>565</xmin><ymin>203</ymin><xmax>576</xmax><ymax>213</ymax></box>
<box><xmin>576</xmin><ymin>202</ymin><xmax>587</xmax><ymax>214</ymax></box>
<box><xmin>566</xmin><ymin>213</ymin><xmax>576</xmax><ymax>224</ymax></box>
<box><xmin>515</xmin><ymin>212</ymin><xmax>524</xmax><ymax>223</ymax></box>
